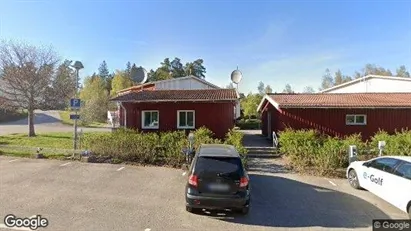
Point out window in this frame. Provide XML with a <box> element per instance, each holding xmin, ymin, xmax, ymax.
<box><xmin>142</xmin><ymin>110</ymin><xmax>159</xmax><ymax>129</ymax></box>
<box><xmin>177</xmin><ymin>110</ymin><xmax>195</xmax><ymax>129</ymax></box>
<box><xmin>369</xmin><ymin>158</ymin><xmax>400</xmax><ymax>173</ymax></box>
<box><xmin>346</xmin><ymin>114</ymin><xmax>367</xmax><ymax>125</ymax></box>
<box><xmin>394</xmin><ymin>162</ymin><xmax>411</xmax><ymax>180</ymax></box>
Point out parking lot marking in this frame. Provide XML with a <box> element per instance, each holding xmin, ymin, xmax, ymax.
<box><xmin>328</xmin><ymin>180</ymin><xmax>337</xmax><ymax>186</ymax></box>
<box><xmin>0</xmin><ymin>224</ymin><xmax>32</xmax><ymax>230</ymax></box>
<box><xmin>144</xmin><ymin>228</ymin><xmax>151</xmax><ymax>231</ymax></box>
<box><xmin>59</xmin><ymin>162</ymin><xmax>71</xmax><ymax>167</ymax></box>
<box><xmin>182</xmin><ymin>171</ymin><xmax>186</xmax><ymax>176</ymax></box>
<box><xmin>116</xmin><ymin>167</ymin><xmax>125</xmax><ymax>171</ymax></box>
<box><xmin>8</xmin><ymin>159</ymin><xmax>18</xmax><ymax>163</ymax></box>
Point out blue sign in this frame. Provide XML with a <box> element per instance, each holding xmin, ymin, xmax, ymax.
<box><xmin>70</xmin><ymin>114</ymin><xmax>80</xmax><ymax>120</ymax></box>
<box><xmin>70</xmin><ymin>98</ymin><xmax>81</xmax><ymax>109</ymax></box>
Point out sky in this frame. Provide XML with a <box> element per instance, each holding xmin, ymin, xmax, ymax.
<box><xmin>1</xmin><ymin>0</ymin><xmax>410</xmax><ymax>93</ymax></box>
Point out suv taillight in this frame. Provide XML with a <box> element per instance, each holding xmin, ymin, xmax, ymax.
<box><xmin>240</xmin><ymin>176</ymin><xmax>248</xmax><ymax>187</ymax></box>
<box><xmin>188</xmin><ymin>174</ymin><xmax>198</xmax><ymax>187</ymax></box>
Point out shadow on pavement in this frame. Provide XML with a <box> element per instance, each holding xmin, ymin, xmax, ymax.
<box><xmin>0</xmin><ymin>112</ymin><xmax>61</xmax><ymax>125</ymax></box>
<box><xmin>195</xmin><ymin>173</ymin><xmax>389</xmax><ymax>229</ymax></box>
<box><xmin>241</xmin><ymin>133</ymin><xmax>272</xmax><ymax>147</ymax></box>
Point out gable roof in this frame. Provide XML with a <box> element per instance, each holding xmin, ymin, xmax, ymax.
<box><xmin>257</xmin><ymin>92</ymin><xmax>411</xmax><ymax>112</ymax></box>
<box><xmin>117</xmin><ymin>75</ymin><xmax>220</xmax><ymax>94</ymax></box>
<box><xmin>320</xmin><ymin>75</ymin><xmax>411</xmax><ymax>93</ymax></box>
<box><xmin>111</xmin><ymin>89</ymin><xmax>238</xmax><ymax>102</ymax></box>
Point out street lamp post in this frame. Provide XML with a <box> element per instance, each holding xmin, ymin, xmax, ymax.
<box><xmin>72</xmin><ymin>61</ymin><xmax>84</xmax><ymax>152</ymax></box>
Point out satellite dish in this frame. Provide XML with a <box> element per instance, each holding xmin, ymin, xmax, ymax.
<box><xmin>131</xmin><ymin>66</ymin><xmax>148</xmax><ymax>84</ymax></box>
<box><xmin>231</xmin><ymin>69</ymin><xmax>243</xmax><ymax>84</ymax></box>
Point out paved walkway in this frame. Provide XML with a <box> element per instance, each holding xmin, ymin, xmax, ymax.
<box><xmin>240</xmin><ymin>130</ymin><xmax>272</xmax><ymax>148</ymax></box>
<box><xmin>0</xmin><ymin>110</ymin><xmax>111</xmax><ymax>135</ymax></box>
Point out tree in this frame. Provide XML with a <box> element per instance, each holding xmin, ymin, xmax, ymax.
<box><xmin>125</xmin><ymin>61</ymin><xmax>132</xmax><ymax>77</ymax></box>
<box><xmin>320</xmin><ymin>68</ymin><xmax>334</xmax><ymax>90</ymax></box>
<box><xmin>264</xmin><ymin>85</ymin><xmax>273</xmax><ymax>94</ymax></box>
<box><xmin>396</xmin><ymin>65</ymin><xmax>410</xmax><ymax>77</ymax></box>
<box><xmin>0</xmin><ymin>40</ymin><xmax>59</xmax><ymax>136</ymax></box>
<box><xmin>170</xmin><ymin>57</ymin><xmax>185</xmax><ymax>77</ymax></box>
<box><xmin>282</xmin><ymin>84</ymin><xmax>293</xmax><ymax>93</ymax></box>
<box><xmin>79</xmin><ymin>76</ymin><xmax>109</xmax><ymax>124</ymax></box>
<box><xmin>240</xmin><ymin>93</ymin><xmax>262</xmax><ymax>118</ymax></box>
<box><xmin>98</xmin><ymin>61</ymin><xmax>111</xmax><ymax>93</ymax></box>
<box><xmin>257</xmin><ymin>81</ymin><xmax>265</xmax><ymax>96</ymax></box>
<box><xmin>184</xmin><ymin>59</ymin><xmax>206</xmax><ymax>78</ymax></box>
<box><xmin>303</xmin><ymin>86</ymin><xmax>315</xmax><ymax>93</ymax></box>
<box><xmin>49</xmin><ymin>60</ymin><xmax>76</xmax><ymax>109</ymax></box>
<box><xmin>110</xmin><ymin>70</ymin><xmax>134</xmax><ymax>96</ymax></box>
<box><xmin>226</xmin><ymin>82</ymin><xmax>235</xmax><ymax>89</ymax></box>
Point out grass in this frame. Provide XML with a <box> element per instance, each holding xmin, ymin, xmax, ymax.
<box><xmin>0</xmin><ymin>110</ymin><xmax>28</xmax><ymax>123</ymax></box>
<box><xmin>0</xmin><ymin>149</ymin><xmax>67</xmax><ymax>159</ymax></box>
<box><xmin>58</xmin><ymin>111</ymin><xmax>108</xmax><ymax>128</ymax></box>
<box><xmin>0</xmin><ymin>132</ymin><xmax>99</xmax><ymax>159</ymax></box>
<box><xmin>0</xmin><ymin>132</ymin><xmax>74</xmax><ymax>148</ymax></box>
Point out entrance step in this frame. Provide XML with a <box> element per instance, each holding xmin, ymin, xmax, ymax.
<box><xmin>245</xmin><ymin>146</ymin><xmax>280</xmax><ymax>158</ymax></box>
<box><xmin>246</xmin><ymin>153</ymin><xmax>281</xmax><ymax>158</ymax></box>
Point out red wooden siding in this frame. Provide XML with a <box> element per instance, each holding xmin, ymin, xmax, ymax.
<box><xmin>262</xmin><ymin>107</ymin><xmax>411</xmax><ymax>141</ymax></box>
<box><xmin>120</xmin><ymin>102</ymin><xmax>235</xmax><ymax>139</ymax></box>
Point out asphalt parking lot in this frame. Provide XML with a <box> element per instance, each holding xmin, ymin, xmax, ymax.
<box><xmin>0</xmin><ymin>156</ymin><xmax>408</xmax><ymax>231</ymax></box>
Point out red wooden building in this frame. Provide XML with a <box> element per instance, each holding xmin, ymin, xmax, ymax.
<box><xmin>257</xmin><ymin>93</ymin><xmax>411</xmax><ymax>141</ymax></box>
<box><xmin>111</xmin><ymin>88</ymin><xmax>238</xmax><ymax>139</ymax></box>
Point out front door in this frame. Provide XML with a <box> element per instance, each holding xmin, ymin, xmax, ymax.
<box><xmin>267</xmin><ymin>111</ymin><xmax>272</xmax><ymax>139</ymax></box>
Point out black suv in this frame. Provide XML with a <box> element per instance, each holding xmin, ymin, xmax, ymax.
<box><xmin>184</xmin><ymin>144</ymin><xmax>251</xmax><ymax>214</ymax></box>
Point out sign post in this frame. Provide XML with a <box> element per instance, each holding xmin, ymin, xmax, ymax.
<box><xmin>71</xmin><ymin>61</ymin><xmax>84</xmax><ymax>157</ymax></box>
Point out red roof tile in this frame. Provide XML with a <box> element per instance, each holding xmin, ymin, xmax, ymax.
<box><xmin>111</xmin><ymin>89</ymin><xmax>238</xmax><ymax>102</ymax></box>
<box><xmin>266</xmin><ymin>93</ymin><xmax>411</xmax><ymax>108</ymax></box>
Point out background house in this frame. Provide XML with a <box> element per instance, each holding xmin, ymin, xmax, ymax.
<box><xmin>257</xmin><ymin>93</ymin><xmax>411</xmax><ymax>141</ymax></box>
<box><xmin>320</xmin><ymin>75</ymin><xmax>411</xmax><ymax>93</ymax></box>
<box><xmin>111</xmin><ymin>76</ymin><xmax>240</xmax><ymax>138</ymax></box>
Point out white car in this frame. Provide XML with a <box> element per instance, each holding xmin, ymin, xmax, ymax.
<box><xmin>346</xmin><ymin>156</ymin><xmax>411</xmax><ymax>219</ymax></box>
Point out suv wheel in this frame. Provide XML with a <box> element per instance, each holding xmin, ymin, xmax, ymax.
<box><xmin>408</xmin><ymin>204</ymin><xmax>411</xmax><ymax>219</ymax></box>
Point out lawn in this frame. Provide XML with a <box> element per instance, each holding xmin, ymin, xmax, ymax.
<box><xmin>0</xmin><ymin>132</ymin><xmax>75</xmax><ymax>149</ymax></box>
<box><xmin>0</xmin><ymin>132</ymin><xmax>97</xmax><ymax>158</ymax></box>
<box><xmin>59</xmin><ymin>111</ymin><xmax>108</xmax><ymax>128</ymax></box>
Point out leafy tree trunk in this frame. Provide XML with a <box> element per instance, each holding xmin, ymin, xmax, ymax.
<box><xmin>28</xmin><ymin>108</ymin><xmax>35</xmax><ymax>137</ymax></box>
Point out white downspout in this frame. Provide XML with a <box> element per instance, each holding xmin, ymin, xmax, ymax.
<box><xmin>120</xmin><ymin>102</ymin><xmax>127</xmax><ymax>128</ymax></box>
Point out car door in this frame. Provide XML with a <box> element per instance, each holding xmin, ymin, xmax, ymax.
<box><xmin>392</xmin><ymin>161</ymin><xmax>411</xmax><ymax>213</ymax></box>
<box><xmin>365</xmin><ymin>157</ymin><xmax>401</xmax><ymax>199</ymax></box>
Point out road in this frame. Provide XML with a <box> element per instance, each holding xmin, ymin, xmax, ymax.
<box><xmin>0</xmin><ymin>156</ymin><xmax>407</xmax><ymax>231</ymax></box>
<box><xmin>0</xmin><ymin>110</ymin><xmax>111</xmax><ymax>135</ymax></box>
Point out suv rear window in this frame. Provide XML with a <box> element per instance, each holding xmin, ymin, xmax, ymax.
<box><xmin>195</xmin><ymin>156</ymin><xmax>243</xmax><ymax>175</ymax></box>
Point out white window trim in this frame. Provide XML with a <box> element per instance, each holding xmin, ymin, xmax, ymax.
<box><xmin>346</xmin><ymin>114</ymin><xmax>367</xmax><ymax>125</ymax></box>
<box><xmin>177</xmin><ymin>110</ymin><xmax>195</xmax><ymax>129</ymax></box>
<box><xmin>142</xmin><ymin>110</ymin><xmax>159</xmax><ymax>129</ymax></box>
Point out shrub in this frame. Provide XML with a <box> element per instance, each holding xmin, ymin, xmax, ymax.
<box><xmin>83</xmin><ymin>129</ymin><xmax>184</xmax><ymax>167</ymax></box>
<box><xmin>314</xmin><ymin>136</ymin><xmax>347</xmax><ymax>174</ymax></box>
<box><xmin>236</xmin><ymin>120</ymin><xmax>261</xmax><ymax>130</ymax></box>
<box><xmin>193</xmin><ymin>126</ymin><xmax>222</xmax><ymax>147</ymax></box>
<box><xmin>371</xmin><ymin>129</ymin><xmax>411</xmax><ymax>156</ymax></box>
<box><xmin>224</xmin><ymin>128</ymin><xmax>247</xmax><ymax>156</ymax></box>
<box><xmin>278</xmin><ymin>128</ymin><xmax>322</xmax><ymax>171</ymax></box>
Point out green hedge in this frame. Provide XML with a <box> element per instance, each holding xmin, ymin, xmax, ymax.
<box><xmin>83</xmin><ymin>127</ymin><xmax>247</xmax><ymax>168</ymax></box>
<box><xmin>236</xmin><ymin>119</ymin><xmax>261</xmax><ymax>130</ymax></box>
<box><xmin>278</xmin><ymin>128</ymin><xmax>411</xmax><ymax>175</ymax></box>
